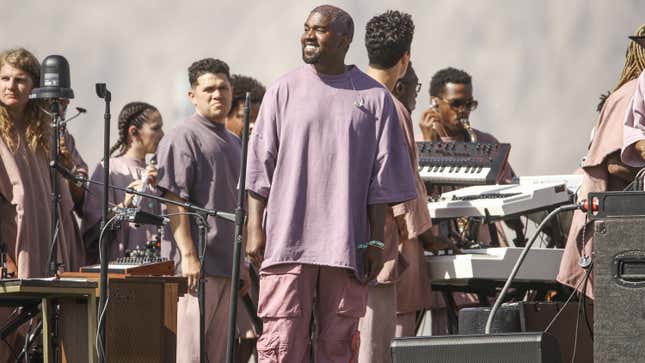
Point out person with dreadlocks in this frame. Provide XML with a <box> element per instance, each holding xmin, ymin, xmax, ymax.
<box><xmin>557</xmin><ymin>25</ymin><xmax>645</xmax><ymax>300</ymax></box>
<box><xmin>245</xmin><ymin>5</ymin><xmax>415</xmax><ymax>362</ymax></box>
<box><xmin>225</xmin><ymin>74</ymin><xmax>266</xmax><ymax>138</ymax></box>
<box><xmin>0</xmin><ymin>48</ymin><xmax>85</xmax><ymax>360</ymax></box>
<box><xmin>81</xmin><ymin>101</ymin><xmax>165</xmax><ymax>264</ymax></box>
<box><xmin>622</xmin><ymin>34</ymin><xmax>645</xmax><ymax>164</ymax></box>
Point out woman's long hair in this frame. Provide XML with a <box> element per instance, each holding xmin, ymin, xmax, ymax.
<box><xmin>0</xmin><ymin>48</ymin><xmax>51</xmax><ymax>155</ymax></box>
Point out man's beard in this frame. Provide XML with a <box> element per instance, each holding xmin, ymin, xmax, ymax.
<box><xmin>302</xmin><ymin>49</ymin><xmax>321</xmax><ymax>64</ymax></box>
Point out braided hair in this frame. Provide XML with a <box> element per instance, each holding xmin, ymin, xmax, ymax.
<box><xmin>597</xmin><ymin>24</ymin><xmax>645</xmax><ymax>111</ymax></box>
<box><xmin>109</xmin><ymin>102</ymin><xmax>158</xmax><ymax>156</ymax></box>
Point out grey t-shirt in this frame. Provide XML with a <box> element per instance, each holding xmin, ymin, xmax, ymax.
<box><xmin>157</xmin><ymin>113</ymin><xmax>240</xmax><ymax>277</ymax></box>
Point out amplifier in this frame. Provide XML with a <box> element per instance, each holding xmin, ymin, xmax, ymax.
<box><xmin>458</xmin><ymin>302</ymin><xmax>592</xmax><ymax>363</ymax></box>
<box><xmin>391</xmin><ymin>332</ymin><xmax>561</xmax><ymax>363</ymax></box>
<box><xmin>416</xmin><ymin>141</ymin><xmax>511</xmax><ymax>186</ymax></box>
<box><xmin>593</xmin><ymin>216</ymin><xmax>645</xmax><ymax>363</ymax></box>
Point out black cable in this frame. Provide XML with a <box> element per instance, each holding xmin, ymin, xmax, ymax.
<box><xmin>580</xmin><ymin>265</ymin><xmax>594</xmax><ymax>340</ymax></box>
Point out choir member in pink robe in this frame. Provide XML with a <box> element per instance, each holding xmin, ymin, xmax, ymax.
<box><xmin>81</xmin><ymin>102</ymin><xmax>164</xmax><ymax>263</ymax></box>
<box><xmin>0</xmin><ymin>48</ymin><xmax>84</xmax><ymax>361</ymax></box>
<box><xmin>245</xmin><ymin>6</ymin><xmax>416</xmax><ymax>363</ymax></box>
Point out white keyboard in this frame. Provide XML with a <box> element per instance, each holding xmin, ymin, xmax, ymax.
<box><xmin>419</xmin><ymin>165</ymin><xmax>492</xmax><ymax>185</ymax></box>
<box><xmin>426</xmin><ymin>247</ymin><xmax>563</xmax><ymax>282</ymax></box>
<box><xmin>428</xmin><ymin>182</ymin><xmax>570</xmax><ymax>219</ymax></box>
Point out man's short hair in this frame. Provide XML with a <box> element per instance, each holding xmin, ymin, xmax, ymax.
<box><xmin>365</xmin><ymin>10</ymin><xmax>414</xmax><ymax>69</ymax></box>
<box><xmin>188</xmin><ymin>58</ymin><xmax>230</xmax><ymax>87</ymax></box>
<box><xmin>429</xmin><ymin>67</ymin><xmax>472</xmax><ymax>96</ymax></box>
<box><xmin>310</xmin><ymin>5</ymin><xmax>354</xmax><ymax>41</ymax></box>
<box><xmin>228</xmin><ymin>75</ymin><xmax>266</xmax><ymax>116</ymax></box>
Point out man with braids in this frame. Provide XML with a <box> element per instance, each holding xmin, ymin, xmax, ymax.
<box><xmin>225</xmin><ymin>74</ymin><xmax>266</xmax><ymax>138</ymax></box>
<box><xmin>558</xmin><ymin>26</ymin><xmax>645</xmax><ymax>299</ymax></box>
<box><xmin>81</xmin><ymin>102</ymin><xmax>165</xmax><ymax>264</ymax></box>
<box><xmin>155</xmin><ymin>58</ymin><xmax>244</xmax><ymax>363</ymax></box>
<box><xmin>245</xmin><ymin>5</ymin><xmax>415</xmax><ymax>362</ymax></box>
<box><xmin>0</xmin><ymin>48</ymin><xmax>84</xmax><ymax>360</ymax></box>
<box><xmin>359</xmin><ymin>11</ymin><xmax>450</xmax><ymax>361</ymax></box>
<box><xmin>557</xmin><ymin>26</ymin><xmax>645</xmax><ymax>300</ymax></box>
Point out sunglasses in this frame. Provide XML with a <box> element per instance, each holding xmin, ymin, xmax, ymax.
<box><xmin>438</xmin><ymin>97</ymin><xmax>478</xmax><ymax>111</ymax></box>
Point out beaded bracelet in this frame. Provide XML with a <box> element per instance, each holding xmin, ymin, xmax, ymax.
<box><xmin>358</xmin><ymin>240</ymin><xmax>385</xmax><ymax>250</ymax></box>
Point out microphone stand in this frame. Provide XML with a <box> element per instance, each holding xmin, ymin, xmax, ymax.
<box><xmin>95</xmin><ymin>83</ymin><xmax>111</xmax><ymax>363</ymax></box>
<box><xmin>226</xmin><ymin>93</ymin><xmax>252</xmax><ymax>363</ymax></box>
<box><xmin>47</xmin><ymin>99</ymin><xmax>63</xmax><ymax>276</ymax></box>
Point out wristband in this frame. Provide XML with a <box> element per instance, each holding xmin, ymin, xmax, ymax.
<box><xmin>358</xmin><ymin>240</ymin><xmax>385</xmax><ymax>250</ymax></box>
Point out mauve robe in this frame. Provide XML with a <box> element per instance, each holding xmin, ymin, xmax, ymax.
<box><xmin>82</xmin><ymin>154</ymin><xmax>163</xmax><ymax>262</ymax></box>
<box><xmin>391</xmin><ymin>97</ymin><xmax>434</xmax><ymax>312</ymax></box>
<box><xmin>622</xmin><ymin>71</ymin><xmax>645</xmax><ymax>166</ymax></box>
<box><xmin>557</xmin><ymin>78</ymin><xmax>638</xmax><ymax>299</ymax></box>
<box><xmin>0</xmin><ymin>126</ymin><xmax>84</xmax><ymax>277</ymax></box>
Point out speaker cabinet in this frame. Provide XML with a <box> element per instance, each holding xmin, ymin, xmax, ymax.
<box><xmin>594</xmin><ymin>217</ymin><xmax>645</xmax><ymax>363</ymax></box>
<box><xmin>391</xmin><ymin>332</ymin><xmax>561</xmax><ymax>363</ymax></box>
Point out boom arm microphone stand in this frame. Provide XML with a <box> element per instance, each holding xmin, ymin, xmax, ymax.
<box><xmin>226</xmin><ymin>92</ymin><xmax>252</xmax><ymax>363</ymax></box>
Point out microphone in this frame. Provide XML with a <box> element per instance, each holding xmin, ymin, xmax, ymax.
<box><xmin>29</xmin><ymin>55</ymin><xmax>74</xmax><ymax>100</ymax></box>
<box><xmin>49</xmin><ymin>161</ymin><xmax>84</xmax><ymax>187</ymax></box>
<box><xmin>115</xmin><ymin>207</ymin><xmax>168</xmax><ymax>227</ymax></box>
<box><xmin>132</xmin><ymin>153</ymin><xmax>157</xmax><ymax>208</ymax></box>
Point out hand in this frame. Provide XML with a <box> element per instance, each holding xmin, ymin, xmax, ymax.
<box><xmin>363</xmin><ymin>246</ymin><xmax>384</xmax><ymax>283</ymax></box>
<box><xmin>145</xmin><ymin>165</ymin><xmax>158</xmax><ymax>187</ymax></box>
<box><xmin>635</xmin><ymin>140</ymin><xmax>645</xmax><ymax>161</ymax></box>
<box><xmin>123</xmin><ymin>179</ymin><xmax>144</xmax><ymax>207</ymax></box>
<box><xmin>181</xmin><ymin>253</ymin><xmax>201</xmax><ymax>292</ymax></box>
<box><xmin>245</xmin><ymin>225</ymin><xmax>266</xmax><ymax>270</ymax></box>
<box><xmin>418</xmin><ymin>228</ymin><xmax>454</xmax><ymax>254</ymax></box>
<box><xmin>239</xmin><ymin>263</ymin><xmax>251</xmax><ymax>296</ymax></box>
<box><xmin>59</xmin><ymin>133</ymin><xmax>74</xmax><ymax>170</ymax></box>
<box><xmin>419</xmin><ymin>107</ymin><xmax>446</xmax><ymax>141</ymax></box>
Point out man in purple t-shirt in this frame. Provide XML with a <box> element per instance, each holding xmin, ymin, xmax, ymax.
<box><xmin>245</xmin><ymin>5</ymin><xmax>416</xmax><ymax>362</ymax></box>
<box><xmin>156</xmin><ymin>58</ymin><xmax>243</xmax><ymax>363</ymax></box>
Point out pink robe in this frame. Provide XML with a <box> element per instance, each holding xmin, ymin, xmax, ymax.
<box><xmin>0</xmin><ymin>128</ymin><xmax>84</xmax><ymax>277</ymax></box>
<box><xmin>392</xmin><ymin>98</ymin><xmax>433</xmax><ymax>313</ymax></box>
<box><xmin>82</xmin><ymin>154</ymin><xmax>163</xmax><ymax>262</ymax></box>
<box><xmin>557</xmin><ymin>78</ymin><xmax>638</xmax><ymax>299</ymax></box>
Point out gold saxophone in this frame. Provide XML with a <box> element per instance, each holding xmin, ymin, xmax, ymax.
<box><xmin>459</xmin><ymin>117</ymin><xmax>478</xmax><ymax>143</ymax></box>
<box><xmin>456</xmin><ymin>117</ymin><xmax>478</xmax><ymax>243</ymax></box>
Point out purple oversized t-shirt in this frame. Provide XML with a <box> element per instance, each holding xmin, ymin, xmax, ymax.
<box><xmin>246</xmin><ymin>64</ymin><xmax>417</xmax><ymax>273</ymax></box>
<box><xmin>156</xmin><ymin>113</ymin><xmax>241</xmax><ymax>277</ymax></box>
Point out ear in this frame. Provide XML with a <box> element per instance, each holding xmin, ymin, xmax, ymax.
<box><xmin>188</xmin><ymin>88</ymin><xmax>197</xmax><ymax>106</ymax></box>
<box><xmin>128</xmin><ymin>125</ymin><xmax>138</xmax><ymax>139</ymax></box>
<box><xmin>394</xmin><ymin>81</ymin><xmax>405</xmax><ymax>95</ymax></box>
<box><xmin>430</xmin><ymin>96</ymin><xmax>439</xmax><ymax>108</ymax></box>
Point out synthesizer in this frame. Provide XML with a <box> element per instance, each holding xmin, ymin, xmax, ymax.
<box><xmin>417</xmin><ymin>141</ymin><xmax>511</xmax><ymax>186</ymax></box>
<box><xmin>427</xmin><ymin>182</ymin><xmax>570</xmax><ymax>219</ymax></box>
<box><xmin>79</xmin><ymin>256</ymin><xmax>173</xmax><ymax>276</ymax></box>
<box><xmin>513</xmin><ymin>174</ymin><xmax>583</xmax><ymax>195</ymax></box>
<box><xmin>426</xmin><ymin>247</ymin><xmax>563</xmax><ymax>283</ymax></box>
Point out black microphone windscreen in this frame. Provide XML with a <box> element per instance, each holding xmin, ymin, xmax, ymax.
<box><xmin>76</xmin><ymin>107</ymin><xmax>87</xmax><ymax>113</ymax></box>
<box><xmin>30</xmin><ymin>55</ymin><xmax>74</xmax><ymax>100</ymax></box>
